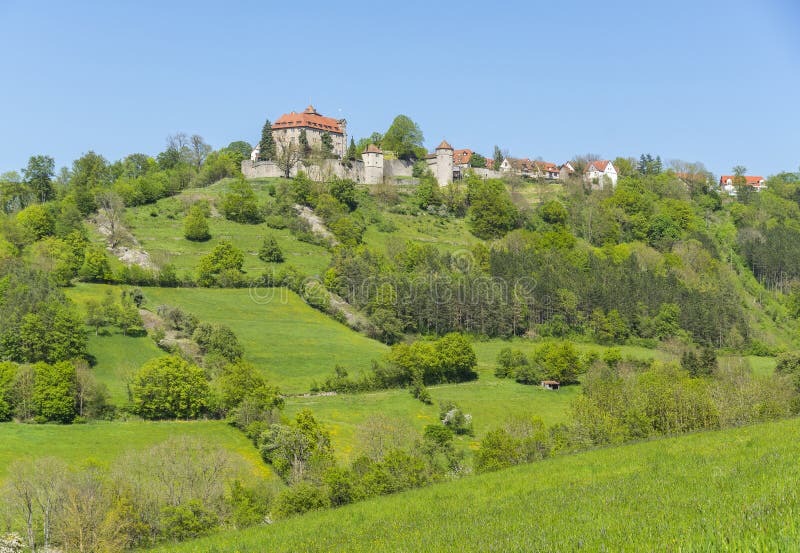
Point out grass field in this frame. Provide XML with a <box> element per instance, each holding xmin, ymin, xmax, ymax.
<box><xmin>0</xmin><ymin>421</ymin><xmax>274</xmax><ymax>481</ymax></box>
<box><xmin>123</xmin><ymin>179</ymin><xmax>331</xmax><ymax>277</ymax></box>
<box><xmin>148</xmin><ymin>416</ymin><xmax>800</xmax><ymax>552</ymax></box>
<box><xmin>285</xmin><ymin>376</ymin><xmax>580</xmax><ymax>459</ymax></box>
<box><xmin>86</xmin><ymin>332</ymin><xmax>164</xmax><ymax>404</ymax></box>
<box><xmin>67</xmin><ymin>283</ymin><xmax>389</xmax><ymax>395</ymax></box>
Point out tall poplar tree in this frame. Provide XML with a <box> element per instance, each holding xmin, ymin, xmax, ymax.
<box><xmin>258</xmin><ymin>119</ymin><xmax>276</xmax><ymax>161</ymax></box>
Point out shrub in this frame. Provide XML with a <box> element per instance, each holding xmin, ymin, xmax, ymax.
<box><xmin>184</xmin><ymin>204</ymin><xmax>211</xmax><ymax>241</ymax></box>
<box><xmin>221</xmin><ymin>178</ymin><xmax>262</xmax><ymax>223</ymax></box>
<box><xmin>197</xmin><ymin>240</ymin><xmax>244</xmax><ymax>287</ymax></box>
<box><xmin>273</xmin><ymin>482</ymin><xmax>330</xmax><ymax>518</ymax></box>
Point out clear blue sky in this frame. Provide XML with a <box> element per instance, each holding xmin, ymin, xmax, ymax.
<box><xmin>1</xmin><ymin>0</ymin><xmax>798</xmax><ymax>178</ymax></box>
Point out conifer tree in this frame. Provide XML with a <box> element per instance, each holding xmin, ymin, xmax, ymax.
<box><xmin>258</xmin><ymin>235</ymin><xmax>284</xmax><ymax>263</ymax></box>
<box><xmin>258</xmin><ymin>119</ymin><xmax>276</xmax><ymax>161</ymax></box>
<box><xmin>346</xmin><ymin>138</ymin><xmax>357</xmax><ymax>161</ymax></box>
<box><xmin>321</xmin><ymin>132</ymin><xmax>334</xmax><ymax>156</ymax></box>
<box><xmin>298</xmin><ymin>129</ymin><xmax>310</xmax><ymax>157</ymax></box>
<box><xmin>493</xmin><ymin>145</ymin><xmax>503</xmax><ymax>170</ymax></box>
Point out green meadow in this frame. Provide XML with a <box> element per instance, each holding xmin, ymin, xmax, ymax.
<box><xmin>123</xmin><ymin>179</ymin><xmax>331</xmax><ymax>277</ymax></box>
<box><xmin>148</xmin><ymin>416</ymin><xmax>800</xmax><ymax>552</ymax></box>
<box><xmin>66</xmin><ymin>283</ymin><xmax>389</xmax><ymax>395</ymax></box>
<box><xmin>0</xmin><ymin>421</ymin><xmax>274</xmax><ymax>481</ymax></box>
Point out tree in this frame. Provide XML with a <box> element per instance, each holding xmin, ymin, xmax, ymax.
<box><xmin>260</xmin><ymin>409</ymin><xmax>333</xmax><ymax>483</ymax></box>
<box><xmin>221</xmin><ymin>178</ymin><xmax>261</xmax><ymax>223</ymax></box>
<box><xmin>0</xmin><ymin>361</ymin><xmax>17</xmax><ymax>421</ymax></box>
<box><xmin>346</xmin><ymin>138</ymin><xmax>357</xmax><ymax>161</ymax></box>
<box><xmin>274</xmin><ymin>136</ymin><xmax>303</xmax><ymax>179</ymax></box>
<box><xmin>23</xmin><ymin>155</ymin><xmax>55</xmax><ymax>203</ymax></box>
<box><xmin>470</xmin><ymin>153</ymin><xmax>487</xmax><ymax>168</ymax></box>
<box><xmin>298</xmin><ymin>129</ymin><xmax>310</xmax><ymax>157</ymax></box>
<box><xmin>466</xmin><ymin>177</ymin><xmax>520</xmax><ymax>239</ymax></box>
<box><xmin>224</xmin><ymin>140</ymin><xmax>253</xmax><ymax>162</ymax></box>
<box><xmin>329</xmin><ymin>177</ymin><xmax>358</xmax><ymax>211</ymax></box>
<box><xmin>190</xmin><ymin>135</ymin><xmax>212</xmax><ymax>169</ymax></box>
<box><xmin>32</xmin><ymin>361</ymin><xmax>77</xmax><ymax>423</ymax></box>
<box><xmin>184</xmin><ymin>204</ymin><xmax>211</xmax><ymax>241</ymax></box>
<box><xmin>493</xmin><ymin>145</ymin><xmax>504</xmax><ymax>170</ymax></box>
<box><xmin>130</xmin><ymin>355</ymin><xmax>209</xmax><ymax>419</ymax></box>
<box><xmin>258</xmin><ymin>119</ymin><xmax>276</xmax><ymax>161</ymax></box>
<box><xmin>258</xmin><ymin>235</ymin><xmax>284</xmax><ymax>263</ymax></box>
<box><xmin>70</xmin><ymin>151</ymin><xmax>111</xmax><ymax>215</ymax></box>
<box><xmin>16</xmin><ymin>203</ymin><xmax>55</xmax><ymax>240</ymax></box>
<box><xmin>321</xmin><ymin>132</ymin><xmax>334</xmax><ymax>156</ymax></box>
<box><xmin>96</xmin><ymin>190</ymin><xmax>126</xmax><ymax>247</ymax></box>
<box><xmin>192</xmin><ymin>322</ymin><xmax>244</xmax><ymax>363</ymax></box>
<box><xmin>382</xmin><ymin>115</ymin><xmax>425</xmax><ymax>160</ymax></box>
<box><xmin>79</xmin><ymin>245</ymin><xmax>113</xmax><ymax>282</ymax></box>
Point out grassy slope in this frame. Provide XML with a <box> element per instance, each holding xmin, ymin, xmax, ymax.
<box><xmin>67</xmin><ymin>283</ymin><xmax>389</xmax><ymax>395</ymax></box>
<box><xmin>123</xmin><ymin>179</ymin><xmax>331</xmax><ymax>277</ymax></box>
<box><xmin>0</xmin><ymin>421</ymin><xmax>273</xmax><ymax>481</ymax></box>
<box><xmin>149</xmin><ymin>417</ymin><xmax>800</xmax><ymax>552</ymax></box>
<box><xmin>86</xmin><ymin>332</ymin><xmax>164</xmax><ymax>404</ymax></box>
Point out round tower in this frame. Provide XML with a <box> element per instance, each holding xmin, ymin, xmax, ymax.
<box><xmin>435</xmin><ymin>140</ymin><xmax>454</xmax><ymax>187</ymax></box>
<box><xmin>362</xmin><ymin>144</ymin><xmax>384</xmax><ymax>185</ymax></box>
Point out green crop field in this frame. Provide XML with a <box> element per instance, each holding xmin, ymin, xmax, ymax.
<box><xmin>148</xmin><ymin>416</ymin><xmax>800</xmax><ymax>552</ymax></box>
<box><xmin>67</xmin><ymin>283</ymin><xmax>389</xmax><ymax>395</ymax></box>
<box><xmin>0</xmin><ymin>421</ymin><xmax>274</xmax><ymax>481</ymax></box>
<box><xmin>86</xmin><ymin>332</ymin><xmax>164</xmax><ymax>404</ymax></box>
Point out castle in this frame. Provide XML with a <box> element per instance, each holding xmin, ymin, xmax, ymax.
<box><xmin>251</xmin><ymin>105</ymin><xmax>347</xmax><ymax>160</ymax></box>
<box><xmin>244</xmin><ymin>106</ymin><xmax>456</xmax><ymax>187</ymax></box>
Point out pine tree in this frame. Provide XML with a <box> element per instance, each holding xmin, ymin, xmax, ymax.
<box><xmin>346</xmin><ymin>138</ymin><xmax>357</xmax><ymax>161</ymax></box>
<box><xmin>321</xmin><ymin>132</ymin><xmax>334</xmax><ymax>156</ymax></box>
<box><xmin>299</xmin><ymin>129</ymin><xmax>310</xmax><ymax>157</ymax></box>
<box><xmin>259</xmin><ymin>235</ymin><xmax>284</xmax><ymax>263</ymax></box>
<box><xmin>493</xmin><ymin>145</ymin><xmax>503</xmax><ymax>170</ymax></box>
<box><xmin>184</xmin><ymin>204</ymin><xmax>210</xmax><ymax>241</ymax></box>
<box><xmin>258</xmin><ymin>119</ymin><xmax>276</xmax><ymax>161</ymax></box>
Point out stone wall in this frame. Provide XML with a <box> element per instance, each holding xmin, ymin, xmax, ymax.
<box><xmin>241</xmin><ymin>159</ymin><xmax>365</xmax><ymax>182</ymax></box>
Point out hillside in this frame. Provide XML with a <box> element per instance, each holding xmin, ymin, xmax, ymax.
<box><xmin>147</xmin><ymin>417</ymin><xmax>800</xmax><ymax>552</ymax></box>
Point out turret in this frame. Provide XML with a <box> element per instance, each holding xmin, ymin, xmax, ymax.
<box><xmin>434</xmin><ymin>140</ymin><xmax>454</xmax><ymax>187</ymax></box>
<box><xmin>362</xmin><ymin>144</ymin><xmax>384</xmax><ymax>185</ymax></box>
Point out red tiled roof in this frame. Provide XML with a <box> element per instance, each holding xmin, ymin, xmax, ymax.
<box><xmin>719</xmin><ymin>175</ymin><xmax>765</xmax><ymax>186</ymax></box>
<box><xmin>533</xmin><ymin>160</ymin><xmax>559</xmax><ymax>173</ymax></box>
<box><xmin>485</xmin><ymin>159</ymin><xmax>495</xmax><ymax>169</ymax></box>
<box><xmin>273</xmin><ymin>105</ymin><xmax>344</xmax><ymax>134</ymax></box>
<box><xmin>437</xmin><ymin>140</ymin><xmax>453</xmax><ymax>150</ymax></box>
<box><xmin>586</xmin><ymin>160</ymin><xmax>611</xmax><ymax>173</ymax></box>
<box><xmin>453</xmin><ymin>149</ymin><xmax>473</xmax><ymax>165</ymax></box>
<box><xmin>364</xmin><ymin>143</ymin><xmax>382</xmax><ymax>154</ymax></box>
<box><xmin>541</xmin><ymin>380</ymin><xmax>560</xmax><ymax>385</ymax></box>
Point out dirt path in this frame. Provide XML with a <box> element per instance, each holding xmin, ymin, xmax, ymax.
<box><xmin>294</xmin><ymin>204</ymin><xmax>338</xmax><ymax>245</ymax></box>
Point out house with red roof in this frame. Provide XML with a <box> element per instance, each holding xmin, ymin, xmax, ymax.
<box><xmin>719</xmin><ymin>175</ymin><xmax>766</xmax><ymax>196</ymax></box>
<box><xmin>584</xmin><ymin>160</ymin><xmax>618</xmax><ymax>188</ymax></box>
<box><xmin>500</xmin><ymin>157</ymin><xmax>561</xmax><ymax>180</ymax></box>
<box><xmin>453</xmin><ymin>149</ymin><xmax>474</xmax><ymax>168</ymax></box>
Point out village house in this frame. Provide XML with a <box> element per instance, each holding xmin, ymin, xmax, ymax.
<box><xmin>251</xmin><ymin>105</ymin><xmax>347</xmax><ymax>160</ymax></box>
<box><xmin>453</xmin><ymin>148</ymin><xmax>474</xmax><ymax>168</ymax></box>
<box><xmin>719</xmin><ymin>175</ymin><xmax>766</xmax><ymax>196</ymax></box>
<box><xmin>584</xmin><ymin>160</ymin><xmax>618</xmax><ymax>188</ymax></box>
<box><xmin>559</xmin><ymin>162</ymin><xmax>575</xmax><ymax>180</ymax></box>
<box><xmin>500</xmin><ymin>158</ymin><xmax>561</xmax><ymax>180</ymax></box>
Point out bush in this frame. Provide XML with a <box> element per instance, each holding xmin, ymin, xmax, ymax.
<box><xmin>193</xmin><ymin>322</ymin><xmax>244</xmax><ymax>363</ymax></box>
<box><xmin>160</xmin><ymin>500</ymin><xmax>219</xmax><ymax>541</ymax></box>
<box><xmin>184</xmin><ymin>204</ymin><xmax>211</xmax><ymax>241</ymax></box>
<box><xmin>221</xmin><ymin>178</ymin><xmax>262</xmax><ymax>223</ymax></box>
<box><xmin>197</xmin><ymin>240</ymin><xmax>245</xmax><ymax>287</ymax></box>
<box><xmin>273</xmin><ymin>482</ymin><xmax>330</xmax><ymax>518</ymax></box>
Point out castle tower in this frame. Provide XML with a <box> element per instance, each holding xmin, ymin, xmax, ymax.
<box><xmin>434</xmin><ymin>140</ymin><xmax>454</xmax><ymax>187</ymax></box>
<box><xmin>362</xmin><ymin>143</ymin><xmax>384</xmax><ymax>185</ymax></box>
